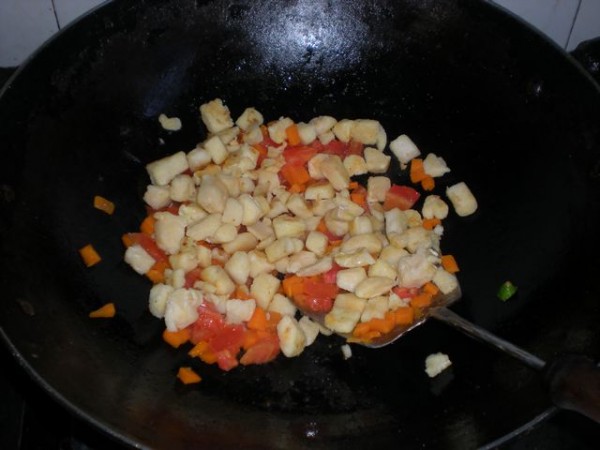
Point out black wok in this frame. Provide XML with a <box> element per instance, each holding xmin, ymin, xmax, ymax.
<box><xmin>1</xmin><ymin>0</ymin><xmax>599</xmax><ymax>448</ymax></box>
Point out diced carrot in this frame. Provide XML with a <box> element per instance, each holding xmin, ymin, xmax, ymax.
<box><xmin>285</xmin><ymin>124</ymin><xmax>301</xmax><ymax>146</ymax></box>
<box><xmin>121</xmin><ymin>233</ymin><xmax>136</xmax><ymax>248</ymax></box>
<box><xmin>199</xmin><ymin>351</ymin><xmax>218</xmax><ymax>365</ymax></box>
<box><xmin>281</xmin><ymin>164</ymin><xmax>311</xmax><ymax>186</ymax></box>
<box><xmin>140</xmin><ymin>215</ymin><xmax>156</xmax><ymax>235</ymax></box>
<box><xmin>162</xmin><ymin>328</ymin><xmax>191</xmax><ymax>348</ymax></box>
<box><xmin>394</xmin><ymin>307</ymin><xmax>414</xmax><ymax>325</ymax></box>
<box><xmin>410</xmin><ymin>158</ymin><xmax>426</xmax><ymax>183</ymax></box>
<box><xmin>288</xmin><ymin>183</ymin><xmax>306</xmax><ymax>193</ymax></box>
<box><xmin>421</xmin><ymin>175</ymin><xmax>435</xmax><ymax>191</ymax></box>
<box><xmin>93</xmin><ymin>195</ymin><xmax>115</xmax><ymax>215</ymax></box>
<box><xmin>242</xmin><ymin>330</ymin><xmax>260</xmax><ymax>350</ymax></box>
<box><xmin>422</xmin><ymin>218</ymin><xmax>441</xmax><ymax>230</ymax></box>
<box><xmin>317</xmin><ymin>218</ymin><xmax>328</xmax><ymax>234</ymax></box>
<box><xmin>252</xmin><ymin>143</ymin><xmax>268</xmax><ymax>158</ymax></box>
<box><xmin>258</xmin><ymin>329</ymin><xmax>274</xmax><ymax>341</ymax></box>
<box><xmin>79</xmin><ymin>244</ymin><xmax>101</xmax><ymax>267</ymax></box>
<box><xmin>353</xmin><ymin>314</ymin><xmax>394</xmax><ymax>339</ymax></box>
<box><xmin>233</xmin><ymin>285</ymin><xmax>253</xmax><ymax>300</ymax></box>
<box><xmin>350</xmin><ymin>192</ymin><xmax>367</xmax><ymax>210</ymax></box>
<box><xmin>422</xmin><ymin>282</ymin><xmax>440</xmax><ymax>296</ymax></box>
<box><xmin>362</xmin><ymin>330</ymin><xmax>382</xmax><ymax>341</ymax></box>
<box><xmin>352</xmin><ymin>322</ymin><xmax>373</xmax><ymax>338</ymax></box>
<box><xmin>265</xmin><ymin>311</ymin><xmax>282</xmax><ymax>330</ymax></box>
<box><xmin>242</xmin><ymin>330</ymin><xmax>274</xmax><ymax>350</ymax></box>
<box><xmin>384</xmin><ymin>311</ymin><xmax>396</xmax><ymax>325</ymax></box>
<box><xmin>247</xmin><ymin>307</ymin><xmax>268</xmax><ymax>331</ymax></box>
<box><xmin>325</xmin><ymin>239</ymin><xmax>343</xmax><ymax>253</ymax></box>
<box><xmin>441</xmin><ymin>254</ymin><xmax>460</xmax><ymax>273</ymax></box>
<box><xmin>282</xmin><ymin>275</ymin><xmax>305</xmax><ymax>298</ymax></box>
<box><xmin>410</xmin><ymin>292</ymin><xmax>433</xmax><ymax>308</ymax></box>
<box><xmin>367</xmin><ymin>315</ymin><xmax>395</xmax><ymax>334</ymax></box>
<box><xmin>177</xmin><ymin>366</ymin><xmax>202</xmax><ymax>385</ymax></box>
<box><xmin>89</xmin><ymin>302</ymin><xmax>116</xmax><ymax>318</ymax></box>
<box><xmin>146</xmin><ymin>259</ymin><xmax>169</xmax><ymax>284</ymax></box>
<box><xmin>188</xmin><ymin>340</ymin><xmax>210</xmax><ymax>358</ymax></box>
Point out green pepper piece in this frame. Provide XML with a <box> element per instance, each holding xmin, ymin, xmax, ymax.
<box><xmin>497</xmin><ymin>281</ymin><xmax>518</xmax><ymax>301</ymax></box>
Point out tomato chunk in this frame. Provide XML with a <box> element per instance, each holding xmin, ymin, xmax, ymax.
<box><xmin>303</xmin><ymin>280</ymin><xmax>339</xmax><ymax>299</ymax></box>
<box><xmin>322</xmin><ymin>263</ymin><xmax>342</xmax><ymax>284</ymax></box>
<box><xmin>295</xmin><ymin>293</ymin><xmax>334</xmax><ymax>314</ymax></box>
<box><xmin>283</xmin><ymin>146</ymin><xmax>318</xmax><ymax>166</ymax></box>
<box><xmin>346</xmin><ymin>139</ymin><xmax>364</xmax><ymax>156</ymax></box>
<box><xmin>184</xmin><ymin>267</ymin><xmax>203</xmax><ymax>288</ymax></box>
<box><xmin>215</xmin><ymin>349</ymin><xmax>239</xmax><ymax>371</ymax></box>
<box><xmin>321</xmin><ymin>139</ymin><xmax>346</xmax><ymax>156</ymax></box>
<box><xmin>209</xmin><ymin>324</ymin><xmax>246</xmax><ymax>354</ymax></box>
<box><xmin>240</xmin><ymin>335</ymin><xmax>280</xmax><ymax>365</ymax></box>
<box><xmin>383</xmin><ymin>185</ymin><xmax>421</xmax><ymax>211</ymax></box>
<box><xmin>392</xmin><ymin>286</ymin><xmax>419</xmax><ymax>299</ymax></box>
<box><xmin>190</xmin><ymin>303</ymin><xmax>225</xmax><ymax>344</ymax></box>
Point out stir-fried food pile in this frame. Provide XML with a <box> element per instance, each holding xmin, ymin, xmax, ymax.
<box><xmin>122</xmin><ymin>99</ymin><xmax>477</xmax><ymax>373</ymax></box>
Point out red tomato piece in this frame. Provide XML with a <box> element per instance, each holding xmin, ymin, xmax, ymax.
<box><xmin>240</xmin><ymin>335</ymin><xmax>280</xmax><ymax>365</ymax></box>
<box><xmin>295</xmin><ymin>293</ymin><xmax>334</xmax><ymax>314</ymax></box>
<box><xmin>308</xmin><ymin>139</ymin><xmax>325</xmax><ymax>152</ymax></box>
<box><xmin>184</xmin><ymin>267</ymin><xmax>203</xmax><ymax>289</ymax></box>
<box><xmin>252</xmin><ymin>143</ymin><xmax>268</xmax><ymax>167</ymax></box>
<box><xmin>165</xmin><ymin>203</ymin><xmax>181</xmax><ymax>215</ymax></box>
<box><xmin>124</xmin><ymin>233</ymin><xmax>168</xmax><ymax>263</ymax></box>
<box><xmin>303</xmin><ymin>280</ymin><xmax>339</xmax><ymax>299</ymax></box>
<box><xmin>322</xmin><ymin>228</ymin><xmax>343</xmax><ymax>242</ymax></box>
<box><xmin>306</xmin><ymin>296</ymin><xmax>334</xmax><ymax>313</ymax></box>
<box><xmin>392</xmin><ymin>286</ymin><xmax>419</xmax><ymax>299</ymax></box>
<box><xmin>209</xmin><ymin>324</ymin><xmax>246</xmax><ymax>354</ymax></box>
<box><xmin>282</xmin><ymin>146</ymin><xmax>318</xmax><ymax>166</ymax></box>
<box><xmin>383</xmin><ymin>185</ymin><xmax>421</xmax><ymax>211</ymax></box>
<box><xmin>190</xmin><ymin>303</ymin><xmax>225</xmax><ymax>344</ymax></box>
<box><xmin>215</xmin><ymin>349</ymin><xmax>239</xmax><ymax>371</ymax></box>
<box><xmin>259</xmin><ymin>135</ymin><xmax>278</xmax><ymax>149</ymax></box>
<box><xmin>322</xmin><ymin>263</ymin><xmax>342</xmax><ymax>284</ymax></box>
<box><xmin>346</xmin><ymin>140</ymin><xmax>364</xmax><ymax>156</ymax></box>
<box><xmin>322</xmin><ymin>139</ymin><xmax>346</xmax><ymax>156</ymax></box>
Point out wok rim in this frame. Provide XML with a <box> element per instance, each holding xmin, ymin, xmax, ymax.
<box><xmin>0</xmin><ymin>327</ymin><xmax>146</xmax><ymax>449</ymax></box>
<box><xmin>0</xmin><ymin>0</ymin><xmax>598</xmax><ymax>448</ymax></box>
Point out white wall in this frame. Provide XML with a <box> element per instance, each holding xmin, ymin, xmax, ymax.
<box><xmin>0</xmin><ymin>0</ymin><xmax>599</xmax><ymax>67</ymax></box>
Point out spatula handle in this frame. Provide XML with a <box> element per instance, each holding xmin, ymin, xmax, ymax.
<box><xmin>543</xmin><ymin>354</ymin><xmax>600</xmax><ymax>423</ymax></box>
<box><xmin>432</xmin><ymin>307</ymin><xmax>600</xmax><ymax>424</ymax></box>
<box><xmin>430</xmin><ymin>307</ymin><xmax>545</xmax><ymax>370</ymax></box>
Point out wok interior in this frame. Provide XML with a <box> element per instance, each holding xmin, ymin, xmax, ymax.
<box><xmin>0</xmin><ymin>0</ymin><xmax>599</xmax><ymax>448</ymax></box>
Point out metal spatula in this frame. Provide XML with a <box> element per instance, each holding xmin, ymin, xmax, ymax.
<box><xmin>304</xmin><ymin>285</ymin><xmax>600</xmax><ymax>423</ymax></box>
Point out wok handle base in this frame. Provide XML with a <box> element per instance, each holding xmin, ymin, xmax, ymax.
<box><xmin>433</xmin><ymin>308</ymin><xmax>600</xmax><ymax>424</ymax></box>
<box><xmin>543</xmin><ymin>355</ymin><xmax>600</xmax><ymax>424</ymax></box>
